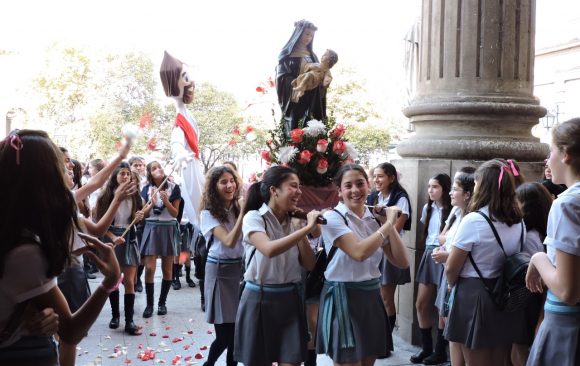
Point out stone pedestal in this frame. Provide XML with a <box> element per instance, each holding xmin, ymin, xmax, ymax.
<box><xmin>392</xmin><ymin>158</ymin><xmax>543</xmax><ymax>344</ymax></box>
<box><xmin>399</xmin><ymin>0</ymin><xmax>549</xmax><ymax>161</ymax></box>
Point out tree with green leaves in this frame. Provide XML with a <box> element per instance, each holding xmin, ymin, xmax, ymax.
<box><xmin>189</xmin><ymin>82</ymin><xmax>266</xmax><ymax>172</ymax></box>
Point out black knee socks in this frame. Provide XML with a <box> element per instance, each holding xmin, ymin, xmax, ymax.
<box><xmin>420</xmin><ymin>327</ymin><xmax>433</xmax><ymax>353</ymax></box>
<box><xmin>137</xmin><ymin>265</ymin><xmax>144</xmax><ymax>282</ymax></box>
<box><xmin>388</xmin><ymin>314</ymin><xmax>397</xmax><ymax>334</ymax></box>
<box><xmin>159</xmin><ymin>279</ymin><xmax>172</xmax><ymax>306</ymax></box>
<box><xmin>185</xmin><ymin>265</ymin><xmax>192</xmax><ymax>280</ymax></box>
<box><xmin>434</xmin><ymin>328</ymin><xmax>447</xmax><ymax>355</ymax></box>
<box><xmin>172</xmin><ymin>263</ymin><xmax>179</xmax><ymax>281</ymax></box>
<box><xmin>206</xmin><ymin>323</ymin><xmax>235</xmax><ymax>366</ymax></box>
<box><xmin>145</xmin><ymin>283</ymin><xmax>154</xmax><ymax>306</ymax></box>
<box><xmin>109</xmin><ymin>290</ymin><xmax>120</xmax><ymax>318</ymax></box>
<box><xmin>305</xmin><ymin>349</ymin><xmax>317</xmax><ymax>366</ymax></box>
<box><xmin>124</xmin><ymin>294</ymin><xmax>135</xmax><ymax>323</ymax></box>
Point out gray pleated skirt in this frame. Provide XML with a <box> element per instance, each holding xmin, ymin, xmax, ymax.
<box><xmin>140</xmin><ymin>219</ymin><xmax>179</xmax><ymax>257</ymax></box>
<box><xmin>0</xmin><ymin>336</ymin><xmax>58</xmax><ymax>366</ymax></box>
<box><xmin>434</xmin><ymin>269</ymin><xmax>448</xmax><ymax>316</ymax></box>
<box><xmin>445</xmin><ymin>277</ymin><xmax>524</xmax><ymax>349</ymax></box>
<box><xmin>57</xmin><ymin>262</ymin><xmax>91</xmax><ymax>313</ymax></box>
<box><xmin>316</xmin><ymin>282</ymin><xmax>392</xmax><ymax>363</ymax></box>
<box><xmin>106</xmin><ymin>226</ymin><xmax>140</xmax><ymax>267</ymax></box>
<box><xmin>234</xmin><ymin>282</ymin><xmax>307</xmax><ymax>365</ymax></box>
<box><xmin>527</xmin><ymin>311</ymin><xmax>580</xmax><ymax>366</ymax></box>
<box><xmin>380</xmin><ymin>254</ymin><xmax>411</xmax><ymax>285</ymax></box>
<box><xmin>416</xmin><ymin>247</ymin><xmax>443</xmax><ymax>285</ymax></box>
<box><xmin>204</xmin><ymin>257</ymin><xmax>243</xmax><ymax>324</ymax></box>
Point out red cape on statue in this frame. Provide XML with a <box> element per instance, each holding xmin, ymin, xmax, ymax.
<box><xmin>174</xmin><ymin>113</ymin><xmax>200</xmax><ymax>159</ymax></box>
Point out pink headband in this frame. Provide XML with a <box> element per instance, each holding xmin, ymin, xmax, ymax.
<box><xmin>498</xmin><ymin>160</ymin><xmax>520</xmax><ymax>190</ymax></box>
<box><xmin>5</xmin><ymin>134</ymin><xmax>23</xmax><ymax>165</ymax></box>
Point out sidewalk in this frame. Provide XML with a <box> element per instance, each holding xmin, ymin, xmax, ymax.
<box><xmin>77</xmin><ymin>268</ymin><xmax>421</xmax><ymax>366</ymax></box>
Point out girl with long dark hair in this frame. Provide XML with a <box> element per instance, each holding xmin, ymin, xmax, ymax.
<box><xmin>200</xmin><ymin>166</ymin><xmax>244</xmax><ymax>366</ymax></box>
<box><xmin>318</xmin><ymin>164</ymin><xmax>409</xmax><ymax>366</ymax></box>
<box><xmin>95</xmin><ymin>162</ymin><xmax>144</xmax><ymax>335</ymax></box>
<box><xmin>234</xmin><ymin>166</ymin><xmax>318</xmax><ymax>366</ymax></box>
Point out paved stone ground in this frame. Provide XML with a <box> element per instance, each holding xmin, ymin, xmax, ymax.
<box><xmin>77</xmin><ymin>266</ymin><xmax>422</xmax><ymax>366</ymax></box>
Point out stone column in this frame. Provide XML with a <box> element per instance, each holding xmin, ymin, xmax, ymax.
<box><xmin>398</xmin><ymin>0</ymin><xmax>548</xmax><ymax>161</ymax></box>
<box><xmin>393</xmin><ymin>0</ymin><xmax>548</xmax><ymax>346</ymax></box>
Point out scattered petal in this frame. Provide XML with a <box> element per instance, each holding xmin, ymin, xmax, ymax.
<box><xmin>187</xmin><ymin>330</ymin><xmax>193</xmax><ymax>334</ymax></box>
<box><xmin>199</xmin><ymin>346</ymin><xmax>207</xmax><ymax>350</ymax></box>
<box><xmin>150</xmin><ymin>332</ymin><xmax>157</xmax><ymax>337</ymax></box>
<box><xmin>194</xmin><ymin>353</ymin><xmax>204</xmax><ymax>359</ymax></box>
<box><xmin>162</xmin><ymin>335</ymin><xmax>169</xmax><ymax>339</ymax></box>
<box><xmin>172</xmin><ymin>337</ymin><xmax>183</xmax><ymax>343</ymax></box>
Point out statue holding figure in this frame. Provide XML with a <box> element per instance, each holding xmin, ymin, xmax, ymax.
<box><xmin>160</xmin><ymin>51</ymin><xmax>204</xmax><ymax>225</ymax></box>
<box><xmin>276</xmin><ymin>20</ymin><xmax>328</xmax><ymax>137</ymax></box>
<box><xmin>291</xmin><ymin>49</ymin><xmax>338</xmax><ymax>103</ymax></box>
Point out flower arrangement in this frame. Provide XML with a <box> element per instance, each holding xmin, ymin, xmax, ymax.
<box><xmin>260</xmin><ymin>118</ymin><xmax>358</xmax><ymax>187</ymax></box>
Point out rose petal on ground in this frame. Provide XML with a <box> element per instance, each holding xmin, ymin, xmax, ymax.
<box><xmin>199</xmin><ymin>346</ymin><xmax>207</xmax><ymax>350</ymax></box>
<box><xmin>194</xmin><ymin>353</ymin><xmax>203</xmax><ymax>359</ymax></box>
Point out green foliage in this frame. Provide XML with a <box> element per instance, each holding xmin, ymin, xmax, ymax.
<box><xmin>344</xmin><ymin>123</ymin><xmax>391</xmax><ymax>165</ymax></box>
<box><xmin>35</xmin><ymin>46</ymin><xmax>91</xmax><ymax>126</ymax></box>
<box><xmin>189</xmin><ymin>83</ymin><xmax>266</xmax><ymax>172</ymax></box>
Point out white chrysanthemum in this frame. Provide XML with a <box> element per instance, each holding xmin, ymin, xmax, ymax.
<box><xmin>279</xmin><ymin>146</ymin><xmax>299</xmax><ymax>164</ymax></box>
<box><xmin>344</xmin><ymin>142</ymin><xmax>359</xmax><ymax>160</ymax></box>
<box><xmin>302</xmin><ymin>120</ymin><xmax>327</xmax><ymax>137</ymax></box>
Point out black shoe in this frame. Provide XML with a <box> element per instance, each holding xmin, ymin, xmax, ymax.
<box><xmin>85</xmin><ymin>271</ymin><xmax>97</xmax><ymax>280</ymax></box>
<box><xmin>135</xmin><ymin>280</ymin><xmax>143</xmax><ymax>293</ymax></box>
<box><xmin>422</xmin><ymin>351</ymin><xmax>448</xmax><ymax>365</ymax></box>
<box><xmin>172</xmin><ymin>279</ymin><xmax>181</xmax><ymax>290</ymax></box>
<box><xmin>186</xmin><ymin>278</ymin><xmax>196</xmax><ymax>288</ymax></box>
<box><xmin>142</xmin><ymin>306</ymin><xmax>153</xmax><ymax>318</ymax></box>
<box><xmin>125</xmin><ymin>321</ymin><xmax>142</xmax><ymax>335</ymax></box>
<box><xmin>410</xmin><ymin>350</ymin><xmax>432</xmax><ymax>364</ymax></box>
<box><xmin>89</xmin><ymin>265</ymin><xmax>99</xmax><ymax>274</ymax></box>
<box><xmin>109</xmin><ymin>317</ymin><xmax>120</xmax><ymax>329</ymax></box>
<box><xmin>158</xmin><ymin>305</ymin><xmax>167</xmax><ymax>315</ymax></box>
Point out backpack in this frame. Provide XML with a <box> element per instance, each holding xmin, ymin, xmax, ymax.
<box><xmin>192</xmin><ymin>224</ymin><xmax>208</xmax><ymax>280</ymax></box>
<box><xmin>468</xmin><ymin>211</ymin><xmax>532</xmax><ymax>312</ymax></box>
<box><xmin>366</xmin><ymin>189</ymin><xmax>412</xmax><ymax>231</ymax></box>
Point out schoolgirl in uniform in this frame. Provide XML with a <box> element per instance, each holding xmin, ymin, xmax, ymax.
<box><xmin>234</xmin><ymin>166</ymin><xmax>318</xmax><ymax>366</ymax></box>
<box><xmin>445</xmin><ymin>159</ymin><xmax>527</xmax><ymax>366</ymax></box>
<box><xmin>509</xmin><ymin>182</ymin><xmax>553</xmax><ymax>365</ymax></box>
<box><xmin>0</xmin><ymin>130</ymin><xmax>121</xmax><ymax>366</ymax></box>
<box><xmin>432</xmin><ymin>172</ymin><xmax>474</xmax><ymax>366</ymax></box>
<box><xmin>318</xmin><ymin>164</ymin><xmax>409</xmax><ymax>366</ymax></box>
<box><xmin>200</xmin><ymin>166</ymin><xmax>244</xmax><ymax>366</ymax></box>
<box><xmin>95</xmin><ymin>162</ymin><xmax>144</xmax><ymax>335</ymax></box>
<box><xmin>411</xmin><ymin>173</ymin><xmax>451</xmax><ymax>364</ymax></box>
<box><xmin>140</xmin><ymin>161</ymin><xmax>181</xmax><ymax>318</ymax></box>
<box><xmin>367</xmin><ymin>162</ymin><xmax>412</xmax><ymax>345</ymax></box>
<box><xmin>526</xmin><ymin>118</ymin><xmax>580</xmax><ymax>366</ymax></box>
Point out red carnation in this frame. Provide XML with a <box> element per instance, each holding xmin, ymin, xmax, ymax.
<box><xmin>260</xmin><ymin>150</ymin><xmax>271</xmax><ymax>162</ymax></box>
<box><xmin>329</xmin><ymin>123</ymin><xmax>346</xmax><ymax>139</ymax></box>
<box><xmin>139</xmin><ymin>112</ymin><xmax>152</xmax><ymax>129</ymax></box>
<box><xmin>228</xmin><ymin>138</ymin><xmax>236</xmax><ymax>146</ymax></box>
<box><xmin>256</xmin><ymin>86</ymin><xmax>264</xmax><ymax>93</ymax></box>
<box><xmin>232</xmin><ymin>127</ymin><xmax>240</xmax><ymax>135</ymax></box>
<box><xmin>316</xmin><ymin>139</ymin><xmax>329</xmax><ymax>153</ymax></box>
<box><xmin>146</xmin><ymin>137</ymin><xmax>157</xmax><ymax>151</ymax></box>
<box><xmin>290</xmin><ymin>128</ymin><xmax>305</xmax><ymax>143</ymax></box>
<box><xmin>317</xmin><ymin>158</ymin><xmax>329</xmax><ymax>174</ymax></box>
<box><xmin>298</xmin><ymin>150</ymin><xmax>312</xmax><ymax>165</ymax></box>
<box><xmin>245</xmin><ymin>125</ymin><xmax>254</xmax><ymax>133</ymax></box>
<box><xmin>332</xmin><ymin>140</ymin><xmax>346</xmax><ymax>154</ymax></box>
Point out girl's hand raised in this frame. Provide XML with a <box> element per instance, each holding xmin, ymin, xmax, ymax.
<box><xmin>306</xmin><ymin>210</ymin><xmax>322</xmax><ymax>230</ymax></box>
<box><xmin>114</xmin><ymin>181</ymin><xmax>136</xmax><ymax>201</ymax></box>
<box><xmin>134</xmin><ymin>210</ymin><xmax>145</xmax><ymax>223</ymax></box>
<box><xmin>385</xmin><ymin>206</ymin><xmax>402</xmax><ymax>226</ymax></box>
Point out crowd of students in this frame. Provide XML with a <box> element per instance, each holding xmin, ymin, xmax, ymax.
<box><xmin>0</xmin><ymin>117</ymin><xmax>579</xmax><ymax>366</ymax></box>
